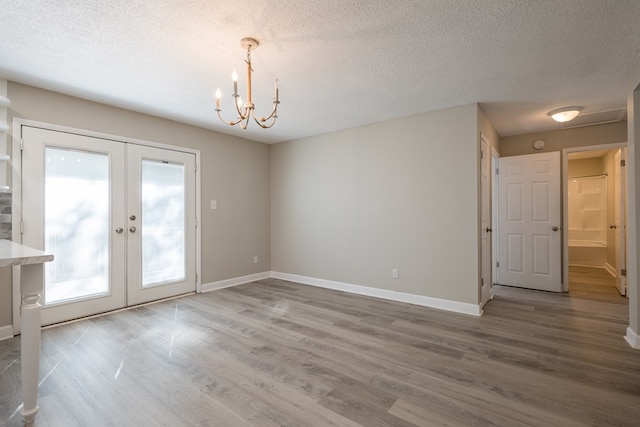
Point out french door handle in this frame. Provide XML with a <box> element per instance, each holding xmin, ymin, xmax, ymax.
<box><xmin>485</xmin><ymin>227</ymin><xmax>492</xmax><ymax>233</ymax></box>
<box><xmin>115</xmin><ymin>227</ymin><xmax>124</xmax><ymax>234</ymax></box>
<box><xmin>552</xmin><ymin>226</ymin><xmax>559</xmax><ymax>231</ymax></box>
<box><xmin>129</xmin><ymin>226</ymin><xmax>137</xmax><ymax>233</ymax></box>
<box><xmin>610</xmin><ymin>225</ymin><xmax>617</xmax><ymax>229</ymax></box>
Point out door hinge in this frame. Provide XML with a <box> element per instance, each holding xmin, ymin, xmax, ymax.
<box><xmin>495</xmin><ymin>168</ymin><xmax>499</xmax><ymax>175</ymax></box>
<box><xmin>621</xmin><ymin>269</ymin><xmax>627</xmax><ymax>277</ymax></box>
<box><xmin>496</xmin><ymin>261</ymin><xmax>500</xmax><ymax>268</ymax></box>
<box><xmin>195</xmin><ymin>273</ymin><xmax>198</xmax><ymax>283</ymax></box>
<box><xmin>20</xmin><ymin>221</ymin><xmax>24</xmax><ymax>234</ymax></box>
<box><xmin>20</xmin><ymin>138</ymin><xmax>24</xmax><ymax>151</ymax></box>
<box><xmin>621</xmin><ymin>159</ymin><xmax>626</xmax><ymax>167</ymax></box>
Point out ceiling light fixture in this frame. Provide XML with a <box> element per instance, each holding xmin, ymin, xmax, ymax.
<box><xmin>547</xmin><ymin>106</ymin><xmax>583</xmax><ymax>123</ymax></box>
<box><xmin>215</xmin><ymin>37</ymin><xmax>279</xmax><ymax>129</ymax></box>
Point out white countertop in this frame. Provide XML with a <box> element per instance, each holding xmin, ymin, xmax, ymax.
<box><xmin>0</xmin><ymin>240</ymin><xmax>54</xmax><ymax>267</ymax></box>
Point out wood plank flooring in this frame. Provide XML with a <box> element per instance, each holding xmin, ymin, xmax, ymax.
<box><xmin>1</xmin><ymin>271</ymin><xmax>638</xmax><ymax>426</ymax></box>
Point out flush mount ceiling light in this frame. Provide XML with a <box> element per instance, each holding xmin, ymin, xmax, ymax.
<box><xmin>547</xmin><ymin>106</ymin><xmax>583</xmax><ymax>123</ymax></box>
<box><xmin>215</xmin><ymin>37</ymin><xmax>280</xmax><ymax>129</ymax></box>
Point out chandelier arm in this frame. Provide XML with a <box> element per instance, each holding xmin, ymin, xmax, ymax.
<box><xmin>253</xmin><ymin>117</ymin><xmax>277</xmax><ymax>129</ymax></box>
<box><xmin>233</xmin><ymin>94</ymin><xmax>250</xmax><ymax>119</ymax></box>
<box><xmin>251</xmin><ymin>111</ymin><xmax>277</xmax><ymax>129</ymax></box>
<box><xmin>216</xmin><ymin>109</ymin><xmax>246</xmax><ymax>127</ymax></box>
<box><xmin>251</xmin><ymin>98</ymin><xmax>280</xmax><ymax>123</ymax></box>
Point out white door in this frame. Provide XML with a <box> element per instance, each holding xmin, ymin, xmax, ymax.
<box><xmin>498</xmin><ymin>152</ymin><xmax>562</xmax><ymax>292</ymax></box>
<box><xmin>21</xmin><ymin>127</ymin><xmax>127</xmax><ymax>325</ymax></box>
<box><xmin>126</xmin><ymin>144</ymin><xmax>196</xmax><ymax>305</ymax></box>
<box><xmin>614</xmin><ymin>148</ymin><xmax>627</xmax><ymax>296</ymax></box>
<box><xmin>480</xmin><ymin>137</ymin><xmax>492</xmax><ymax>305</ymax></box>
<box><xmin>492</xmin><ymin>151</ymin><xmax>499</xmax><ymax>287</ymax></box>
<box><xmin>20</xmin><ymin>126</ymin><xmax>196</xmax><ymax>325</ymax></box>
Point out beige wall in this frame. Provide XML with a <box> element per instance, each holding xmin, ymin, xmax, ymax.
<box><xmin>500</xmin><ymin>121</ymin><xmax>627</xmax><ymax>157</ymax></box>
<box><xmin>568</xmin><ymin>157</ymin><xmax>604</xmax><ymax>177</ymax></box>
<box><xmin>271</xmin><ymin>104</ymin><xmax>481</xmax><ymax>305</ymax></box>
<box><xmin>0</xmin><ymin>83</ymin><xmax>271</xmax><ymax>327</ymax></box>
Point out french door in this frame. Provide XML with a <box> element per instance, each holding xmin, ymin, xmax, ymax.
<box><xmin>20</xmin><ymin>126</ymin><xmax>196</xmax><ymax>325</ymax></box>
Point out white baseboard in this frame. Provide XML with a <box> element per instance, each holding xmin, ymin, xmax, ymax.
<box><xmin>201</xmin><ymin>271</ymin><xmax>271</xmax><ymax>293</ymax></box>
<box><xmin>0</xmin><ymin>324</ymin><xmax>14</xmax><ymax>341</ymax></box>
<box><xmin>604</xmin><ymin>262</ymin><xmax>617</xmax><ymax>278</ymax></box>
<box><xmin>271</xmin><ymin>271</ymin><xmax>482</xmax><ymax>316</ymax></box>
<box><xmin>625</xmin><ymin>327</ymin><xmax>640</xmax><ymax>349</ymax></box>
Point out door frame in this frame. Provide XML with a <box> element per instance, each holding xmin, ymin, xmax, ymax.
<box><xmin>562</xmin><ymin>142</ymin><xmax>627</xmax><ymax>292</ymax></box>
<box><xmin>480</xmin><ymin>133</ymin><xmax>492</xmax><ymax>307</ymax></box>
<box><xmin>11</xmin><ymin>119</ymin><xmax>202</xmax><ymax>334</ymax></box>
<box><xmin>491</xmin><ymin>148</ymin><xmax>499</xmax><ymax>289</ymax></box>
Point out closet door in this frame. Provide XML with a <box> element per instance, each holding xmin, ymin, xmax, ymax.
<box><xmin>21</xmin><ymin>126</ymin><xmax>127</xmax><ymax>325</ymax></box>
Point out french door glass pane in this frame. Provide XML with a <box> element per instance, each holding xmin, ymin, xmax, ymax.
<box><xmin>44</xmin><ymin>147</ymin><xmax>110</xmax><ymax>304</ymax></box>
<box><xmin>141</xmin><ymin>159</ymin><xmax>186</xmax><ymax>287</ymax></box>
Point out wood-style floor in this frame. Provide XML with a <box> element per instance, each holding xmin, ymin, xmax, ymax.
<box><xmin>1</xmin><ymin>268</ymin><xmax>638</xmax><ymax>426</ymax></box>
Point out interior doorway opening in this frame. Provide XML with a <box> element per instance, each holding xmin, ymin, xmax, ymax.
<box><xmin>563</xmin><ymin>144</ymin><xmax>627</xmax><ymax>298</ymax></box>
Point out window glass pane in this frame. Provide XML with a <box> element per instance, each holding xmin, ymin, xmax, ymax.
<box><xmin>141</xmin><ymin>160</ymin><xmax>185</xmax><ymax>287</ymax></box>
<box><xmin>44</xmin><ymin>147</ymin><xmax>110</xmax><ymax>304</ymax></box>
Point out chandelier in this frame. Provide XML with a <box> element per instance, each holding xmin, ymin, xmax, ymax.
<box><xmin>215</xmin><ymin>37</ymin><xmax>280</xmax><ymax>129</ymax></box>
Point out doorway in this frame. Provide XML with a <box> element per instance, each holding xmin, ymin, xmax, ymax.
<box><xmin>15</xmin><ymin>124</ymin><xmax>199</xmax><ymax>327</ymax></box>
<box><xmin>563</xmin><ymin>144</ymin><xmax>627</xmax><ymax>297</ymax></box>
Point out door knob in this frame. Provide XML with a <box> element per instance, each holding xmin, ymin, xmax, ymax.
<box><xmin>115</xmin><ymin>227</ymin><xmax>124</xmax><ymax>234</ymax></box>
<box><xmin>485</xmin><ymin>227</ymin><xmax>492</xmax><ymax>232</ymax></box>
<box><xmin>552</xmin><ymin>226</ymin><xmax>559</xmax><ymax>231</ymax></box>
<box><xmin>610</xmin><ymin>225</ymin><xmax>617</xmax><ymax>229</ymax></box>
<box><xmin>129</xmin><ymin>226</ymin><xmax>136</xmax><ymax>233</ymax></box>
<box><xmin>130</xmin><ymin>215</ymin><xmax>137</xmax><ymax>221</ymax></box>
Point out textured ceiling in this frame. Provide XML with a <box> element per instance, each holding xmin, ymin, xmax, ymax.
<box><xmin>1</xmin><ymin>0</ymin><xmax>639</xmax><ymax>144</ymax></box>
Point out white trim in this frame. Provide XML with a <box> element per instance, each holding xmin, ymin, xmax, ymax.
<box><xmin>271</xmin><ymin>272</ymin><xmax>483</xmax><ymax>316</ymax></box>
<box><xmin>0</xmin><ymin>324</ymin><xmax>14</xmax><ymax>341</ymax></box>
<box><xmin>201</xmin><ymin>272</ymin><xmax>271</xmax><ymax>292</ymax></box>
<box><xmin>604</xmin><ymin>262</ymin><xmax>617</xmax><ymax>278</ymax></box>
<box><xmin>625</xmin><ymin>327</ymin><xmax>640</xmax><ymax>349</ymax></box>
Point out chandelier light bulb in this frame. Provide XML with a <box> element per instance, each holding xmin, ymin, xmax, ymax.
<box><xmin>215</xmin><ymin>88</ymin><xmax>221</xmax><ymax>109</ymax></box>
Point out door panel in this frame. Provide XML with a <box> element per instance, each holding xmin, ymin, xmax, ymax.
<box><xmin>126</xmin><ymin>144</ymin><xmax>196</xmax><ymax>306</ymax></box>
<box><xmin>498</xmin><ymin>152</ymin><xmax>561</xmax><ymax>292</ymax></box>
<box><xmin>21</xmin><ymin>127</ymin><xmax>126</xmax><ymax>325</ymax></box>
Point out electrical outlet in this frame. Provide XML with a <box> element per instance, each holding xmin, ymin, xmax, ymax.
<box><xmin>392</xmin><ymin>268</ymin><xmax>399</xmax><ymax>279</ymax></box>
<box><xmin>253</xmin><ymin>255</ymin><xmax>258</xmax><ymax>264</ymax></box>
